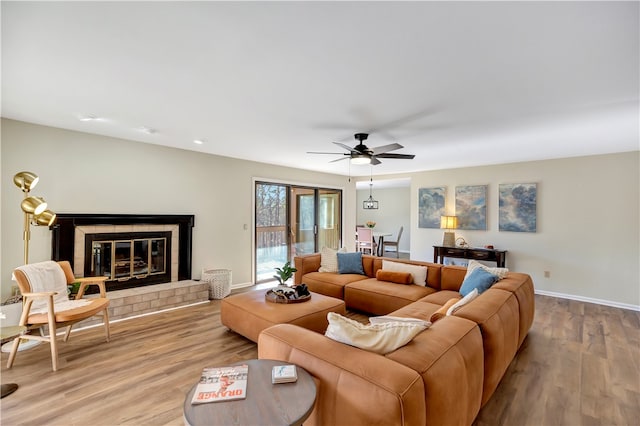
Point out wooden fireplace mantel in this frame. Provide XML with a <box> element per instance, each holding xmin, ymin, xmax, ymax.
<box><xmin>51</xmin><ymin>214</ymin><xmax>195</xmax><ymax>281</ymax></box>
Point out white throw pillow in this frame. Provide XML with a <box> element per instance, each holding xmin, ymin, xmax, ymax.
<box><xmin>325</xmin><ymin>312</ymin><xmax>428</xmax><ymax>354</ymax></box>
<box><xmin>318</xmin><ymin>246</ymin><xmax>347</xmax><ymax>273</ymax></box>
<box><xmin>463</xmin><ymin>259</ymin><xmax>509</xmax><ymax>281</ymax></box>
<box><xmin>369</xmin><ymin>315</ymin><xmax>431</xmax><ymax>327</ymax></box>
<box><xmin>382</xmin><ymin>260</ymin><xmax>428</xmax><ymax>286</ymax></box>
<box><xmin>446</xmin><ymin>288</ymin><xmax>479</xmax><ymax>316</ymax></box>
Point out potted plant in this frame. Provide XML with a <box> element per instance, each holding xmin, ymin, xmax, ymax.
<box><xmin>274</xmin><ymin>261</ymin><xmax>297</xmax><ymax>287</ymax></box>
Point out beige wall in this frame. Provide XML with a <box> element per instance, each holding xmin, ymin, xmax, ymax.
<box><xmin>356</xmin><ymin>187</ymin><xmax>411</xmax><ymax>253</ymax></box>
<box><xmin>1</xmin><ymin>119</ymin><xmax>356</xmax><ymax>299</ymax></box>
<box><xmin>2</xmin><ymin>119</ymin><xmax>639</xmax><ymax>309</ymax></box>
<box><xmin>407</xmin><ymin>152</ymin><xmax>639</xmax><ymax>308</ymax></box>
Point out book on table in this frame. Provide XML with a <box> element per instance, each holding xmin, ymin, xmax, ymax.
<box><xmin>272</xmin><ymin>364</ymin><xmax>298</xmax><ymax>384</ymax></box>
<box><xmin>191</xmin><ymin>364</ymin><xmax>249</xmax><ymax>404</ymax></box>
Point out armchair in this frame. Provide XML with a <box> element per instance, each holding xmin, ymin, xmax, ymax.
<box><xmin>7</xmin><ymin>260</ymin><xmax>110</xmax><ymax>371</ymax></box>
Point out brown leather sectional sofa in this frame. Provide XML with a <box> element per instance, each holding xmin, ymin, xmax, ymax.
<box><xmin>258</xmin><ymin>253</ymin><xmax>535</xmax><ymax>426</ymax></box>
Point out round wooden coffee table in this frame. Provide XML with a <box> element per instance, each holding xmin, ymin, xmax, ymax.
<box><xmin>183</xmin><ymin>359</ymin><xmax>316</xmax><ymax>426</ymax></box>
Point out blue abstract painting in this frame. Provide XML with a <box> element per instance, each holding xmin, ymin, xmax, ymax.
<box><xmin>455</xmin><ymin>185</ymin><xmax>487</xmax><ymax>230</ymax></box>
<box><xmin>418</xmin><ymin>187</ymin><xmax>445</xmax><ymax>228</ymax></box>
<box><xmin>499</xmin><ymin>183</ymin><xmax>537</xmax><ymax>232</ymax></box>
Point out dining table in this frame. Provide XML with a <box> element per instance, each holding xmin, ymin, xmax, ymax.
<box><xmin>372</xmin><ymin>231</ymin><xmax>392</xmax><ymax>256</ymax></box>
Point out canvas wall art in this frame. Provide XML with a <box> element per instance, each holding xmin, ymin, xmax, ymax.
<box><xmin>418</xmin><ymin>187</ymin><xmax>445</xmax><ymax>228</ymax></box>
<box><xmin>455</xmin><ymin>185</ymin><xmax>487</xmax><ymax>230</ymax></box>
<box><xmin>499</xmin><ymin>183</ymin><xmax>537</xmax><ymax>232</ymax></box>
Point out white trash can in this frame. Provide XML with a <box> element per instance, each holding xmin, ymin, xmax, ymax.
<box><xmin>201</xmin><ymin>269</ymin><xmax>232</xmax><ymax>299</ymax></box>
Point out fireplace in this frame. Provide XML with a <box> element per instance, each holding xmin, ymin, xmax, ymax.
<box><xmin>51</xmin><ymin>214</ymin><xmax>194</xmax><ymax>292</ymax></box>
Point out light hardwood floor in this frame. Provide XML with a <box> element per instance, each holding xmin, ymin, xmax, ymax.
<box><xmin>1</xmin><ymin>294</ymin><xmax>638</xmax><ymax>425</ymax></box>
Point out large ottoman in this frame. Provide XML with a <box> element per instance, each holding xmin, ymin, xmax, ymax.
<box><xmin>221</xmin><ymin>290</ymin><xmax>346</xmax><ymax>342</ymax></box>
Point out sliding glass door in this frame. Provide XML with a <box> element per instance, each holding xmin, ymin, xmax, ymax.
<box><xmin>255</xmin><ymin>182</ymin><xmax>342</xmax><ymax>283</ymax></box>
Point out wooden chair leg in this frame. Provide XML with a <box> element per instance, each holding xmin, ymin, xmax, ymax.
<box><xmin>103</xmin><ymin>308</ymin><xmax>111</xmax><ymax>342</ymax></box>
<box><xmin>47</xmin><ymin>301</ymin><xmax>58</xmax><ymax>372</ymax></box>
<box><xmin>6</xmin><ymin>337</ymin><xmax>22</xmax><ymax>369</ymax></box>
<box><xmin>63</xmin><ymin>325</ymin><xmax>73</xmax><ymax>342</ymax></box>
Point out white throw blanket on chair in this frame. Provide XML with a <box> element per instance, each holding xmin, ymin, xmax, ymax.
<box><xmin>16</xmin><ymin>261</ymin><xmax>91</xmax><ymax>315</ymax></box>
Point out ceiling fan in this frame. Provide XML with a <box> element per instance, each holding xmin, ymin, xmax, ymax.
<box><xmin>308</xmin><ymin>133</ymin><xmax>415</xmax><ymax>165</ymax></box>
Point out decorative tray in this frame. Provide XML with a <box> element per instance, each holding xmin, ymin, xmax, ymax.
<box><xmin>265</xmin><ymin>289</ymin><xmax>311</xmax><ymax>304</ymax></box>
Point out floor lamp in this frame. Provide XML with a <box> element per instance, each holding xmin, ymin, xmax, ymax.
<box><xmin>2</xmin><ymin>171</ymin><xmax>57</xmax><ymax>353</ymax></box>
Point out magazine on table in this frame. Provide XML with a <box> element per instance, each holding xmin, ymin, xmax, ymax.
<box><xmin>191</xmin><ymin>364</ymin><xmax>249</xmax><ymax>404</ymax></box>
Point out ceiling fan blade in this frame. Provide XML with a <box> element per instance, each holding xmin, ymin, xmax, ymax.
<box><xmin>370</xmin><ymin>157</ymin><xmax>382</xmax><ymax>166</ymax></box>
<box><xmin>307</xmin><ymin>151</ymin><xmax>346</xmax><ymax>155</ymax></box>
<box><xmin>375</xmin><ymin>153</ymin><xmax>416</xmax><ymax>160</ymax></box>
<box><xmin>333</xmin><ymin>142</ymin><xmax>357</xmax><ymax>152</ymax></box>
<box><xmin>371</xmin><ymin>143</ymin><xmax>403</xmax><ymax>155</ymax></box>
<box><xmin>329</xmin><ymin>157</ymin><xmax>350</xmax><ymax>163</ymax></box>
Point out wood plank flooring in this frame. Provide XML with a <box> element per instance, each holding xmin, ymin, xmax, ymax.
<box><xmin>1</xmin><ymin>295</ymin><xmax>638</xmax><ymax>425</ymax></box>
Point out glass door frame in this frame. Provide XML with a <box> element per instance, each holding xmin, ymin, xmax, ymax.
<box><xmin>253</xmin><ymin>179</ymin><xmax>343</xmax><ymax>284</ymax></box>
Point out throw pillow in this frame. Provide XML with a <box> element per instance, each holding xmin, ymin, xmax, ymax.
<box><xmin>375</xmin><ymin>270</ymin><xmax>413</xmax><ymax>285</ymax></box>
<box><xmin>337</xmin><ymin>252</ymin><xmax>365</xmax><ymax>275</ymax></box>
<box><xmin>446</xmin><ymin>288</ymin><xmax>479</xmax><ymax>315</ymax></box>
<box><xmin>429</xmin><ymin>298</ymin><xmax>461</xmax><ymax>322</ymax></box>
<box><xmin>369</xmin><ymin>315</ymin><xmax>431</xmax><ymax>327</ymax></box>
<box><xmin>325</xmin><ymin>312</ymin><xmax>428</xmax><ymax>354</ymax></box>
<box><xmin>382</xmin><ymin>260</ymin><xmax>428</xmax><ymax>286</ymax></box>
<box><xmin>318</xmin><ymin>246</ymin><xmax>347</xmax><ymax>273</ymax></box>
<box><xmin>459</xmin><ymin>267</ymin><xmax>499</xmax><ymax>297</ymax></box>
<box><xmin>463</xmin><ymin>259</ymin><xmax>509</xmax><ymax>282</ymax></box>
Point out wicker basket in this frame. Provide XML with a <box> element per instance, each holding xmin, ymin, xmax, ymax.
<box><xmin>201</xmin><ymin>268</ymin><xmax>232</xmax><ymax>299</ymax></box>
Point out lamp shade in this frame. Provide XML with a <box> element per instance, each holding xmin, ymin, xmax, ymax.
<box><xmin>21</xmin><ymin>196</ymin><xmax>47</xmax><ymax>216</ymax></box>
<box><xmin>440</xmin><ymin>215</ymin><xmax>458</xmax><ymax>230</ymax></box>
<box><xmin>13</xmin><ymin>171</ymin><xmax>39</xmax><ymax>192</ymax></box>
<box><xmin>34</xmin><ymin>209</ymin><xmax>57</xmax><ymax>226</ymax></box>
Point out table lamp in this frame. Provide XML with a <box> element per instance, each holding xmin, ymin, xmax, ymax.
<box><xmin>440</xmin><ymin>215</ymin><xmax>458</xmax><ymax>247</ymax></box>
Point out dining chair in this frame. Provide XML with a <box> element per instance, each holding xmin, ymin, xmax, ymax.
<box><xmin>382</xmin><ymin>226</ymin><xmax>404</xmax><ymax>258</ymax></box>
<box><xmin>8</xmin><ymin>260</ymin><xmax>110</xmax><ymax>371</ymax></box>
<box><xmin>356</xmin><ymin>227</ymin><xmax>377</xmax><ymax>255</ymax></box>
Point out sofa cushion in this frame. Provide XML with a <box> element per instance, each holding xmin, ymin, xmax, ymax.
<box><xmin>337</xmin><ymin>252</ymin><xmax>365</xmax><ymax>274</ymax></box>
<box><xmin>460</xmin><ymin>268</ymin><xmax>499</xmax><ymax>296</ymax></box>
<box><xmin>318</xmin><ymin>246</ymin><xmax>347</xmax><ymax>273</ymax></box>
<box><xmin>464</xmin><ymin>259</ymin><xmax>509</xmax><ymax>281</ymax></box>
<box><xmin>345</xmin><ymin>278</ymin><xmax>435</xmax><ymax>316</ymax></box>
<box><xmin>382</xmin><ymin>260</ymin><xmax>428</xmax><ymax>286</ymax></box>
<box><xmin>376</xmin><ymin>270</ymin><xmax>413</xmax><ymax>284</ymax></box>
<box><xmin>302</xmin><ymin>271</ymin><xmax>368</xmax><ymax>299</ymax></box>
<box><xmin>325</xmin><ymin>312</ymin><xmax>428</xmax><ymax>354</ymax></box>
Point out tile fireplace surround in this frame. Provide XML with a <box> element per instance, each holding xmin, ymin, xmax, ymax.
<box><xmin>48</xmin><ymin>214</ymin><xmax>208</xmax><ymax>327</ymax></box>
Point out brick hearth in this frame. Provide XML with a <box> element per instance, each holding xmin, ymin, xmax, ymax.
<box><xmin>77</xmin><ymin>280</ymin><xmax>209</xmax><ymax>329</ymax></box>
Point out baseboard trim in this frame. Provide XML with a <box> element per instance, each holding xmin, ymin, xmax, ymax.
<box><xmin>535</xmin><ymin>289</ymin><xmax>640</xmax><ymax>312</ymax></box>
<box><xmin>231</xmin><ymin>282</ymin><xmax>254</xmax><ymax>290</ymax></box>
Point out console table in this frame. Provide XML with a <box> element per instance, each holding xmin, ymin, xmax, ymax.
<box><xmin>433</xmin><ymin>246</ymin><xmax>507</xmax><ymax>268</ymax></box>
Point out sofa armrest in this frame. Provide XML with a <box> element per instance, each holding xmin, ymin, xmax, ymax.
<box><xmin>258</xmin><ymin>323</ymin><xmax>426</xmax><ymax>426</ymax></box>
<box><xmin>294</xmin><ymin>254</ymin><xmax>321</xmax><ymax>284</ymax></box>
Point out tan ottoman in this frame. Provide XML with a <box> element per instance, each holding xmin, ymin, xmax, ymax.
<box><xmin>221</xmin><ymin>290</ymin><xmax>346</xmax><ymax>342</ymax></box>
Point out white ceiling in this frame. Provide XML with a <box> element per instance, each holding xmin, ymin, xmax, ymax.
<box><xmin>2</xmin><ymin>2</ymin><xmax>638</xmax><ymax>177</ymax></box>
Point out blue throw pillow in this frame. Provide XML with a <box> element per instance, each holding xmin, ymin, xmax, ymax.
<box><xmin>337</xmin><ymin>252</ymin><xmax>365</xmax><ymax>275</ymax></box>
<box><xmin>459</xmin><ymin>267</ymin><xmax>499</xmax><ymax>297</ymax></box>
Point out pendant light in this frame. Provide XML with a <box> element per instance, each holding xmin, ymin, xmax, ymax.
<box><xmin>363</xmin><ymin>168</ymin><xmax>379</xmax><ymax>210</ymax></box>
